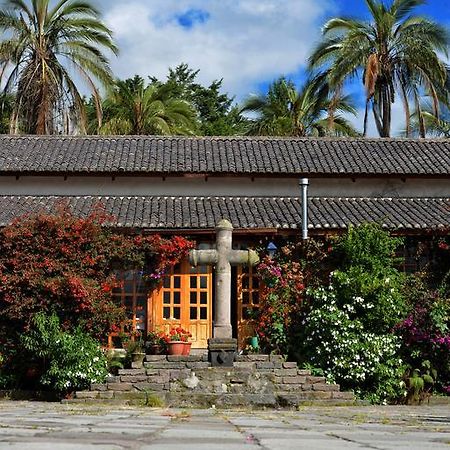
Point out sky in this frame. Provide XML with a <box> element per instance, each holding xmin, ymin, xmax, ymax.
<box><xmin>95</xmin><ymin>0</ymin><xmax>450</xmax><ymax>135</ymax></box>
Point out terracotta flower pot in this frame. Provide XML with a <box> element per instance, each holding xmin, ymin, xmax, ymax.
<box><xmin>182</xmin><ymin>342</ymin><xmax>192</xmax><ymax>356</ymax></box>
<box><xmin>167</xmin><ymin>341</ymin><xmax>185</xmax><ymax>355</ymax></box>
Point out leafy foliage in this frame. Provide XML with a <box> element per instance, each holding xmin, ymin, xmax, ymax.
<box><xmin>156</xmin><ymin>63</ymin><xmax>249</xmax><ymax>136</ymax></box>
<box><xmin>89</xmin><ymin>75</ymin><xmax>198</xmax><ymax>135</ymax></box>
<box><xmin>0</xmin><ymin>0</ymin><xmax>117</xmax><ymax>134</ymax></box>
<box><xmin>301</xmin><ymin>286</ymin><xmax>406</xmax><ymax>403</ymax></box>
<box><xmin>241</xmin><ymin>76</ymin><xmax>359</xmax><ymax>137</ymax></box>
<box><xmin>21</xmin><ymin>313</ymin><xmax>108</xmax><ymax>393</ymax></box>
<box><xmin>309</xmin><ymin>0</ymin><xmax>449</xmax><ymax>137</ymax></box>
<box><xmin>297</xmin><ymin>224</ymin><xmax>409</xmax><ymax>403</ymax></box>
<box><xmin>395</xmin><ymin>274</ymin><xmax>450</xmax><ymax>396</ymax></box>
<box><xmin>255</xmin><ymin>240</ymin><xmax>329</xmax><ymax>355</ymax></box>
<box><xmin>0</xmin><ymin>205</ymin><xmax>193</xmax><ymax>342</ymax></box>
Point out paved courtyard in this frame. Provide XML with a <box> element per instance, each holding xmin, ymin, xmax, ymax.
<box><xmin>0</xmin><ymin>401</ymin><xmax>448</xmax><ymax>449</ymax></box>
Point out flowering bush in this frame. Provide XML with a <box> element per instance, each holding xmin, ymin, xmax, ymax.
<box><xmin>255</xmin><ymin>240</ymin><xmax>329</xmax><ymax>356</ymax></box>
<box><xmin>21</xmin><ymin>313</ymin><xmax>108</xmax><ymax>394</ymax></box>
<box><xmin>0</xmin><ymin>205</ymin><xmax>193</xmax><ymax>341</ymax></box>
<box><xmin>297</xmin><ymin>224</ymin><xmax>410</xmax><ymax>403</ymax></box>
<box><xmin>164</xmin><ymin>327</ymin><xmax>192</xmax><ymax>342</ymax></box>
<box><xmin>0</xmin><ymin>205</ymin><xmax>193</xmax><ymax>391</ymax></box>
<box><xmin>256</xmin><ymin>256</ymin><xmax>305</xmax><ymax>355</ymax></box>
<box><xmin>395</xmin><ymin>275</ymin><xmax>450</xmax><ymax>396</ymax></box>
<box><xmin>301</xmin><ymin>286</ymin><xmax>406</xmax><ymax>403</ymax></box>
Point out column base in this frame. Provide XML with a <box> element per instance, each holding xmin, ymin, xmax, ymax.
<box><xmin>208</xmin><ymin>338</ymin><xmax>237</xmax><ymax>367</ymax></box>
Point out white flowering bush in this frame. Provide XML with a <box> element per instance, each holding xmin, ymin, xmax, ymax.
<box><xmin>302</xmin><ymin>287</ymin><xmax>406</xmax><ymax>403</ymax></box>
<box><xmin>21</xmin><ymin>313</ymin><xmax>108</xmax><ymax>393</ymax></box>
<box><xmin>298</xmin><ymin>224</ymin><xmax>410</xmax><ymax>403</ymax></box>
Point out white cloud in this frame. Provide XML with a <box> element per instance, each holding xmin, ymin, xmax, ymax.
<box><xmin>102</xmin><ymin>0</ymin><xmax>336</xmax><ymax>99</ymax></box>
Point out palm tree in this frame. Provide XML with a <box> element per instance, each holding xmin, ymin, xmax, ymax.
<box><xmin>95</xmin><ymin>76</ymin><xmax>198</xmax><ymax>135</ymax></box>
<box><xmin>0</xmin><ymin>0</ymin><xmax>117</xmax><ymax>135</ymax></box>
<box><xmin>309</xmin><ymin>0</ymin><xmax>449</xmax><ymax>137</ymax></box>
<box><xmin>241</xmin><ymin>76</ymin><xmax>359</xmax><ymax>137</ymax></box>
<box><xmin>409</xmin><ymin>103</ymin><xmax>450</xmax><ymax>137</ymax></box>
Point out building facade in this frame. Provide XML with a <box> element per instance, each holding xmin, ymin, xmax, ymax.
<box><xmin>0</xmin><ymin>136</ymin><xmax>449</xmax><ymax>348</ymax></box>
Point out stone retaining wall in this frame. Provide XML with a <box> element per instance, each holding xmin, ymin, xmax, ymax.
<box><xmin>70</xmin><ymin>354</ymin><xmax>355</xmax><ymax>408</ymax></box>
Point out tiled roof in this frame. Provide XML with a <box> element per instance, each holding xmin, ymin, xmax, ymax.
<box><xmin>0</xmin><ymin>196</ymin><xmax>447</xmax><ymax>231</ymax></box>
<box><xmin>0</xmin><ymin>136</ymin><xmax>449</xmax><ymax>176</ymax></box>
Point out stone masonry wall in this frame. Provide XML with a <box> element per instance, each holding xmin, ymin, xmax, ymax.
<box><xmin>71</xmin><ymin>355</ymin><xmax>355</xmax><ymax>408</ymax></box>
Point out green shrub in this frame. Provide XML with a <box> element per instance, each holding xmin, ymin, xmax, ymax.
<box><xmin>299</xmin><ymin>224</ymin><xmax>409</xmax><ymax>403</ymax></box>
<box><xmin>21</xmin><ymin>313</ymin><xmax>108</xmax><ymax>393</ymax></box>
<box><xmin>301</xmin><ymin>287</ymin><xmax>406</xmax><ymax>403</ymax></box>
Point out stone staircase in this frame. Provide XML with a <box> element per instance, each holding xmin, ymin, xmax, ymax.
<box><xmin>68</xmin><ymin>354</ymin><xmax>355</xmax><ymax>408</ymax></box>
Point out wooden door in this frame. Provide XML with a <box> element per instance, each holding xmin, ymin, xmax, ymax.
<box><xmin>150</xmin><ymin>261</ymin><xmax>212</xmax><ymax>348</ymax></box>
<box><xmin>237</xmin><ymin>265</ymin><xmax>261</xmax><ymax>349</ymax></box>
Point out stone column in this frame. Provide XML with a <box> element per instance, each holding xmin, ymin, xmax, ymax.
<box><xmin>214</xmin><ymin>219</ymin><xmax>233</xmax><ymax>339</ymax></box>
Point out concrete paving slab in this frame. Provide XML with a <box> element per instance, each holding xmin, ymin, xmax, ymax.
<box><xmin>0</xmin><ymin>401</ymin><xmax>448</xmax><ymax>449</ymax></box>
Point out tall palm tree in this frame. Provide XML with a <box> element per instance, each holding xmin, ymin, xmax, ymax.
<box><xmin>95</xmin><ymin>76</ymin><xmax>198</xmax><ymax>135</ymax></box>
<box><xmin>241</xmin><ymin>76</ymin><xmax>359</xmax><ymax>137</ymax></box>
<box><xmin>0</xmin><ymin>0</ymin><xmax>117</xmax><ymax>135</ymax></box>
<box><xmin>309</xmin><ymin>0</ymin><xmax>449</xmax><ymax>137</ymax></box>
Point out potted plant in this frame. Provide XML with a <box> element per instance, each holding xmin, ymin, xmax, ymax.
<box><xmin>166</xmin><ymin>327</ymin><xmax>192</xmax><ymax>355</ymax></box>
<box><xmin>145</xmin><ymin>330</ymin><xmax>167</xmax><ymax>355</ymax></box>
<box><xmin>124</xmin><ymin>332</ymin><xmax>145</xmax><ymax>368</ymax></box>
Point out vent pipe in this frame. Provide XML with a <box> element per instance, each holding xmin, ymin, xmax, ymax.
<box><xmin>300</xmin><ymin>178</ymin><xmax>309</xmax><ymax>240</ymax></box>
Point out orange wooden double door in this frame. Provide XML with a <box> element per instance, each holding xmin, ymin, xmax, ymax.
<box><xmin>149</xmin><ymin>261</ymin><xmax>213</xmax><ymax>348</ymax></box>
<box><xmin>111</xmin><ymin>262</ymin><xmax>261</xmax><ymax>350</ymax></box>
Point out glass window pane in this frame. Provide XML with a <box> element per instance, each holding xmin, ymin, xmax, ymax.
<box><xmin>253</xmin><ymin>292</ymin><xmax>259</xmax><ymax>305</ymax></box>
<box><xmin>173</xmin><ymin>292</ymin><xmax>181</xmax><ymax>305</ymax></box>
<box><xmin>200</xmin><ymin>307</ymin><xmax>207</xmax><ymax>320</ymax></box>
<box><xmin>242</xmin><ymin>276</ymin><xmax>249</xmax><ymax>289</ymax></box>
<box><xmin>173</xmin><ymin>307</ymin><xmax>180</xmax><ymax>320</ymax></box>
<box><xmin>200</xmin><ymin>292</ymin><xmax>207</xmax><ymax>305</ymax></box>
<box><xmin>190</xmin><ymin>292</ymin><xmax>197</xmax><ymax>304</ymax></box>
<box><xmin>124</xmin><ymin>296</ymin><xmax>133</xmax><ymax>309</ymax></box>
<box><xmin>243</xmin><ymin>292</ymin><xmax>249</xmax><ymax>305</ymax></box>
<box><xmin>253</xmin><ymin>278</ymin><xmax>260</xmax><ymax>289</ymax></box>
<box><xmin>243</xmin><ymin>307</ymin><xmax>250</xmax><ymax>320</ymax></box>
<box><xmin>163</xmin><ymin>307</ymin><xmax>170</xmax><ymax>319</ymax></box>
<box><xmin>190</xmin><ymin>277</ymin><xmax>197</xmax><ymax>289</ymax></box>
<box><xmin>174</xmin><ymin>276</ymin><xmax>181</xmax><ymax>289</ymax></box>
<box><xmin>163</xmin><ymin>277</ymin><xmax>171</xmax><ymax>288</ymax></box>
<box><xmin>200</xmin><ymin>276</ymin><xmax>207</xmax><ymax>289</ymax></box>
<box><xmin>163</xmin><ymin>292</ymin><xmax>171</xmax><ymax>304</ymax></box>
<box><xmin>124</xmin><ymin>282</ymin><xmax>133</xmax><ymax>294</ymax></box>
<box><xmin>190</xmin><ymin>307</ymin><xmax>197</xmax><ymax>320</ymax></box>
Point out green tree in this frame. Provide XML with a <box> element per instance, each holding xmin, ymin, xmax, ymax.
<box><xmin>0</xmin><ymin>0</ymin><xmax>117</xmax><ymax>135</ymax></box>
<box><xmin>155</xmin><ymin>63</ymin><xmax>248</xmax><ymax>136</ymax></box>
<box><xmin>309</xmin><ymin>0</ymin><xmax>449</xmax><ymax>137</ymax></box>
<box><xmin>91</xmin><ymin>75</ymin><xmax>198</xmax><ymax>135</ymax></box>
<box><xmin>241</xmin><ymin>76</ymin><xmax>359</xmax><ymax>137</ymax></box>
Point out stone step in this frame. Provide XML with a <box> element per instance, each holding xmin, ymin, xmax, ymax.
<box><xmin>69</xmin><ymin>390</ymin><xmax>357</xmax><ymax>408</ymax></box>
<box><xmin>277</xmin><ymin>391</ymin><xmax>355</xmax><ymax>406</ymax></box>
<box><xmin>145</xmin><ymin>355</ymin><xmax>208</xmax><ymax>363</ymax></box>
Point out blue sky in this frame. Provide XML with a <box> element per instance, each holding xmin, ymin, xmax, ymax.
<box><xmin>99</xmin><ymin>0</ymin><xmax>450</xmax><ymax>135</ymax></box>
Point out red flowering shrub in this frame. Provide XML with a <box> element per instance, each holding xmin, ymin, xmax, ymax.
<box><xmin>0</xmin><ymin>205</ymin><xmax>193</xmax><ymax>344</ymax></box>
<box><xmin>255</xmin><ymin>240</ymin><xmax>329</xmax><ymax>355</ymax></box>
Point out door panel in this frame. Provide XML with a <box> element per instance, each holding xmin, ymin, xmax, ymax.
<box><xmin>150</xmin><ymin>260</ymin><xmax>212</xmax><ymax>348</ymax></box>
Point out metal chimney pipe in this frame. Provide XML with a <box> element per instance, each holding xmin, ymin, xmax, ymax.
<box><xmin>300</xmin><ymin>178</ymin><xmax>309</xmax><ymax>240</ymax></box>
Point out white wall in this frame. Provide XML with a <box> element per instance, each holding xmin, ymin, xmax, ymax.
<box><xmin>0</xmin><ymin>175</ymin><xmax>448</xmax><ymax>198</ymax></box>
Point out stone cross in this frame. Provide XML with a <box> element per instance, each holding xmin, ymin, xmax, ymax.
<box><xmin>189</xmin><ymin>219</ymin><xmax>259</xmax><ymax>339</ymax></box>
